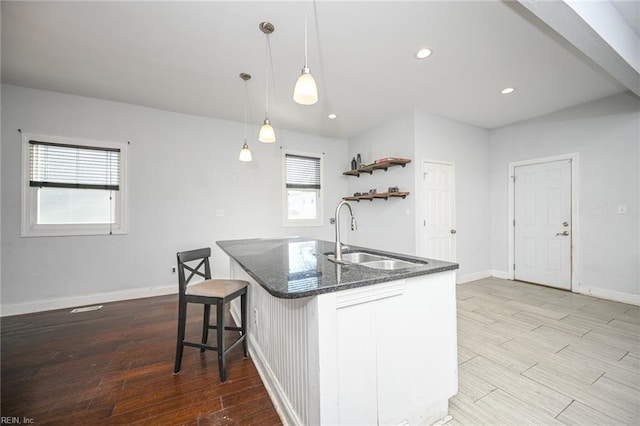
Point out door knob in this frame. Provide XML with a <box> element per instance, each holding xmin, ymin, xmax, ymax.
<box><xmin>450</xmin><ymin>229</ymin><xmax>457</xmax><ymax>234</ymax></box>
<box><xmin>556</xmin><ymin>231</ymin><xmax>569</xmax><ymax>236</ymax></box>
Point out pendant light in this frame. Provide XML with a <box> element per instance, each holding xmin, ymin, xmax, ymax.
<box><xmin>259</xmin><ymin>22</ymin><xmax>276</xmax><ymax>143</ymax></box>
<box><xmin>293</xmin><ymin>13</ymin><xmax>318</xmax><ymax>105</ymax></box>
<box><xmin>238</xmin><ymin>73</ymin><xmax>253</xmax><ymax>162</ymax></box>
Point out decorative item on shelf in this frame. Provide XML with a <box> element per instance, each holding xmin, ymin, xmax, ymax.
<box><xmin>342</xmin><ymin>157</ymin><xmax>411</xmax><ymax>177</ymax></box>
<box><xmin>342</xmin><ymin>191</ymin><xmax>410</xmax><ymax>202</ymax></box>
<box><xmin>293</xmin><ymin>12</ymin><xmax>318</xmax><ymax>105</ymax></box>
<box><xmin>238</xmin><ymin>73</ymin><xmax>253</xmax><ymax>162</ymax></box>
<box><xmin>356</xmin><ymin>153</ymin><xmax>362</xmax><ymax>168</ymax></box>
<box><xmin>341</xmin><ymin>159</ymin><xmax>410</xmax><ymax>201</ymax></box>
<box><xmin>351</xmin><ymin>157</ymin><xmax>357</xmax><ymax>170</ymax></box>
<box><xmin>259</xmin><ymin>22</ymin><xmax>276</xmax><ymax>143</ymax></box>
<box><xmin>376</xmin><ymin>157</ymin><xmax>400</xmax><ymax>164</ymax></box>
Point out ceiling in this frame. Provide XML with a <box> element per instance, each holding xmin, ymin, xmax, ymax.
<box><xmin>1</xmin><ymin>1</ymin><xmax>637</xmax><ymax>140</ymax></box>
<box><xmin>612</xmin><ymin>0</ymin><xmax>640</xmax><ymax>35</ymax></box>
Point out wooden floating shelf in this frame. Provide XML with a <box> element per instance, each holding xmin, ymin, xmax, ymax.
<box><xmin>342</xmin><ymin>192</ymin><xmax>410</xmax><ymax>202</ymax></box>
<box><xmin>343</xmin><ymin>158</ymin><xmax>411</xmax><ymax>177</ymax></box>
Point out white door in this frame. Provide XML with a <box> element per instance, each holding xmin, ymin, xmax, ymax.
<box><xmin>421</xmin><ymin>161</ymin><xmax>456</xmax><ymax>262</ymax></box>
<box><xmin>514</xmin><ymin>160</ymin><xmax>572</xmax><ymax>289</ymax></box>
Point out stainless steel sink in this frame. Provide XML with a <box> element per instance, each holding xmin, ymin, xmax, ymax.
<box><xmin>358</xmin><ymin>259</ymin><xmax>422</xmax><ymax>270</ymax></box>
<box><xmin>326</xmin><ymin>251</ymin><xmax>425</xmax><ymax>269</ymax></box>
<box><xmin>327</xmin><ymin>252</ymin><xmax>386</xmax><ymax>263</ymax></box>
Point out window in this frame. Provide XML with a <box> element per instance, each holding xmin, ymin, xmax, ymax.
<box><xmin>21</xmin><ymin>133</ymin><xmax>127</xmax><ymax>237</ymax></box>
<box><xmin>283</xmin><ymin>151</ymin><xmax>323</xmax><ymax>226</ymax></box>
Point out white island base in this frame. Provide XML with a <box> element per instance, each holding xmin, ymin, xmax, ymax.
<box><xmin>230</xmin><ymin>261</ymin><xmax>458</xmax><ymax>425</ymax></box>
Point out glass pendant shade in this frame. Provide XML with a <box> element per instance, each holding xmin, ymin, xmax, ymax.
<box><xmin>259</xmin><ymin>119</ymin><xmax>276</xmax><ymax>143</ymax></box>
<box><xmin>293</xmin><ymin>66</ymin><xmax>318</xmax><ymax>105</ymax></box>
<box><xmin>239</xmin><ymin>141</ymin><xmax>252</xmax><ymax>162</ymax></box>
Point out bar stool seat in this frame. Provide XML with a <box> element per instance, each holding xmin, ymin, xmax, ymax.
<box><xmin>173</xmin><ymin>247</ymin><xmax>249</xmax><ymax>382</ymax></box>
<box><xmin>186</xmin><ymin>279</ymin><xmax>248</xmax><ymax>298</ymax></box>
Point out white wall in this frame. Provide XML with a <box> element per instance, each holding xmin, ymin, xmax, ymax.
<box><xmin>344</xmin><ymin>110</ymin><xmax>492</xmax><ymax>284</ymax></box>
<box><xmin>414</xmin><ymin>111</ymin><xmax>491</xmax><ymax>282</ymax></box>
<box><xmin>4</xmin><ymin>84</ymin><xmax>635</xmax><ymax>314</ymax></box>
<box><xmin>489</xmin><ymin>92</ymin><xmax>640</xmax><ymax>301</ymax></box>
<box><xmin>0</xmin><ymin>84</ymin><xmax>348</xmax><ymax>315</ymax></box>
<box><xmin>346</xmin><ymin>114</ymin><xmax>416</xmax><ymax>255</ymax></box>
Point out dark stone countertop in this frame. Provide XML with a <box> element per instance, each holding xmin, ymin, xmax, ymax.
<box><xmin>216</xmin><ymin>237</ymin><xmax>459</xmax><ymax>299</ymax></box>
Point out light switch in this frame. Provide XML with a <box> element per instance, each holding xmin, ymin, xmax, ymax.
<box><xmin>617</xmin><ymin>205</ymin><xmax>628</xmax><ymax>215</ymax></box>
<box><xmin>215</xmin><ymin>209</ymin><xmax>224</xmax><ymax>217</ymax></box>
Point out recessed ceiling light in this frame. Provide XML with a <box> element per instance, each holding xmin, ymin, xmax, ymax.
<box><xmin>328</xmin><ymin>113</ymin><xmax>337</xmax><ymax>119</ymax></box>
<box><xmin>501</xmin><ymin>87</ymin><xmax>515</xmax><ymax>95</ymax></box>
<box><xmin>415</xmin><ymin>48</ymin><xmax>432</xmax><ymax>59</ymax></box>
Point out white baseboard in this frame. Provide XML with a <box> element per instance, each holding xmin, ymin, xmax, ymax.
<box><xmin>229</xmin><ymin>301</ymin><xmax>290</xmax><ymax>425</ymax></box>
<box><xmin>491</xmin><ymin>269</ymin><xmax>511</xmax><ymax>280</ymax></box>
<box><xmin>246</xmin><ymin>335</ymin><xmax>298</xmax><ymax>426</ymax></box>
<box><xmin>575</xmin><ymin>284</ymin><xmax>640</xmax><ymax>306</ymax></box>
<box><xmin>456</xmin><ymin>270</ymin><xmax>492</xmax><ymax>284</ymax></box>
<box><xmin>478</xmin><ymin>271</ymin><xmax>639</xmax><ymax>306</ymax></box>
<box><xmin>478</xmin><ymin>270</ymin><xmax>639</xmax><ymax>306</ymax></box>
<box><xmin>0</xmin><ymin>285</ymin><xmax>177</xmax><ymax>317</ymax></box>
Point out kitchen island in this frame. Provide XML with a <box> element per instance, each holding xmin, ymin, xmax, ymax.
<box><xmin>217</xmin><ymin>237</ymin><xmax>459</xmax><ymax>426</ymax></box>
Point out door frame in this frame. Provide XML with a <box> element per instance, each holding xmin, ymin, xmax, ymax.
<box><xmin>508</xmin><ymin>153</ymin><xmax>579</xmax><ymax>291</ymax></box>
<box><xmin>418</xmin><ymin>159</ymin><xmax>456</xmax><ymax>261</ymax></box>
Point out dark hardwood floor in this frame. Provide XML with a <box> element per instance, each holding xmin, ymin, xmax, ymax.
<box><xmin>1</xmin><ymin>294</ymin><xmax>282</xmax><ymax>425</ymax></box>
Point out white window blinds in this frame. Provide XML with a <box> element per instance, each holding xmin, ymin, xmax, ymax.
<box><xmin>29</xmin><ymin>140</ymin><xmax>120</xmax><ymax>191</ymax></box>
<box><xmin>285</xmin><ymin>154</ymin><xmax>321</xmax><ymax>189</ymax></box>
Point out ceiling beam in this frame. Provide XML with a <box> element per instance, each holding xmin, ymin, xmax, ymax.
<box><xmin>518</xmin><ymin>0</ymin><xmax>640</xmax><ymax>96</ymax></box>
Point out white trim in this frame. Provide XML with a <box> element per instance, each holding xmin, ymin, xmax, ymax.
<box><xmin>418</xmin><ymin>159</ymin><xmax>456</xmax><ymax>260</ymax></box>
<box><xmin>0</xmin><ymin>285</ymin><xmax>175</xmax><ymax>317</ymax></box>
<box><xmin>228</xmin><ymin>269</ymin><xmax>296</xmax><ymax>425</ymax></box>
<box><xmin>508</xmin><ymin>153</ymin><xmax>579</xmax><ymax>291</ymax></box>
<box><xmin>575</xmin><ymin>284</ymin><xmax>640</xmax><ymax>306</ymax></box>
<box><xmin>246</xmin><ymin>334</ymin><xmax>298</xmax><ymax>426</ymax></box>
<box><xmin>335</xmin><ymin>280</ymin><xmax>406</xmax><ymax>308</ymax></box>
<box><xmin>491</xmin><ymin>269</ymin><xmax>511</xmax><ymax>280</ymax></box>
<box><xmin>282</xmin><ymin>149</ymin><xmax>324</xmax><ymax>227</ymax></box>
<box><xmin>20</xmin><ymin>132</ymin><xmax>128</xmax><ymax>237</ymax></box>
<box><xmin>457</xmin><ymin>270</ymin><xmax>492</xmax><ymax>284</ymax></box>
<box><xmin>457</xmin><ymin>272</ymin><xmax>639</xmax><ymax>307</ymax></box>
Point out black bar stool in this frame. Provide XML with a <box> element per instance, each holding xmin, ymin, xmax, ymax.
<box><xmin>173</xmin><ymin>247</ymin><xmax>249</xmax><ymax>382</ymax></box>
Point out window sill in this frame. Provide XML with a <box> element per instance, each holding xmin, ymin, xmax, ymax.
<box><xmin>21</xmin><ymin>225</ymin><xmax>127</xmax><ymax>238</ymax></box>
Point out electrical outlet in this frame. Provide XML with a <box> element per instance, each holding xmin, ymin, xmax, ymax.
<box><xmin>171</xmin><ymin>267</ymin><xmax>176</xmax><ymax>274</ymax></box>
<box><xmin>253</xmin><ymin>308</ymin><xmax>258</xmax><ymax>327</ymax></box>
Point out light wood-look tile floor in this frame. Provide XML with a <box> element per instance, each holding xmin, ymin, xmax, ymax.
<box><xmin>448</xmin><ymin>278</ymin><xmax>639</xmax><ymax>426</ymax></box>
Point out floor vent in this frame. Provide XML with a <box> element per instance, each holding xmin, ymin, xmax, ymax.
<box><xmin>71</xmin><ymin>305</ymin><xmax>103</xmax><ymax>313</ymax></box>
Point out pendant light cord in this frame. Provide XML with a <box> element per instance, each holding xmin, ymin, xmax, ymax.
<box><xmin>243</xmin><ymin>80</ymin><xmax>248</xmax><ymax>142</ymax></box>
<box><xmin>265</xmin><ymin>34</ymin><xmax>270</xmax><ymax>118</ymax></box>
<box><xmin>303</xmin><ymin>12</ymin><xmax>308</xmax><ymax>68</ymax></box>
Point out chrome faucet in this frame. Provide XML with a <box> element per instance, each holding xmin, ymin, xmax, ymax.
<box><xmin>334</xmin><ymin>200</ymin><xmax>357</xmax><ymax>263</ymax></box>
